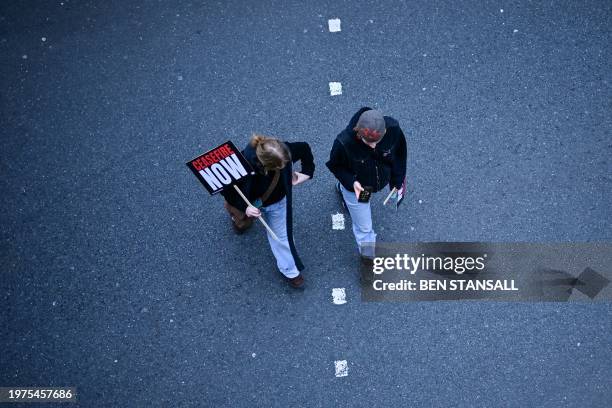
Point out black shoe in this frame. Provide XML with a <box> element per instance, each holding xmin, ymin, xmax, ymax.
<box><xmin>359</xmin><ymin>255</ymin><xmax>374</xmax><ymax>284</ymax></box>
<box><xmin>360</xmin><ymin>264</ymin><xmax>374</xmax><ymax>284</ymax></box>
<box><xmin>360</xmin><ymin>254</ymin><xmax>374</xmax><ymax>263</ymax></box>
<box><xmin>287</xmin><ymin>273</ymin><xmax>305</xmax><ymax>288</ymax></box>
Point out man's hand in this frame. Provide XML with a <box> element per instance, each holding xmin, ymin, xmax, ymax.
<box><xmin>245</xmin><ymin>205</ymin><xmax>261</xmax><ymax>218</ymax></box>
<box><xmin>292</xmin><ymin>171</ymin><xmax>311</xmax><ymax>186</ymax></box>
<box><xmin>353</xmin><ymin>181</ymin><xmax>364</xmax><ymax>201</ymax></box>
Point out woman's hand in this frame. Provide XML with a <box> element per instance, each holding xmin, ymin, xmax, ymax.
<box><xmin>245</xmin><ymin>205</ymin><xmax>261</xmax><ymax>218</ymax></box>
<box><xmin>292</xmin><ymin>171</ymin><xmax>311</xmax><ymax>186</ymax></box>
<box><xmin>353</xmin><ymin>181</ymin><xmax>364</xmax><ymax>201</ymax></box>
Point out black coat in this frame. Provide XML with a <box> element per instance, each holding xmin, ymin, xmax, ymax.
<box><xmin>221</xmin><ymin>141</ymin><xmax>315</xmax><ymax>271</ymax></box>
<box><xmin>326</xmin><ymin>107</ymin><xmax>407</xmax><ymax>193</ymax></box>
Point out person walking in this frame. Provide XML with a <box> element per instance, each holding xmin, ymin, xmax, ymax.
<box><xmin>222</xmin><ymin>134</ymin><xmax>314</xmax><ymax>288</ymax></box>
<box><xmin>326</xmin><ymin>107</ymin><xmax>407</xmax><ymax>261</ymax></box>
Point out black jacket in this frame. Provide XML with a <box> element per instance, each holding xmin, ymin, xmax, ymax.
<box><xmin>326</xmin><ymin>107</ymin><xmax>407</xmax><ymax>193</ymax></box>
<box><xmin>221</xmin><ymin>141</ymin><xmax>315</xmax><ymax>271</ymax></box>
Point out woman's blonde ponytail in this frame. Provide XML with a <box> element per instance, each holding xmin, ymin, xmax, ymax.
<box><xmin>249</xmin><ymin>133</ymin><xmax>290</xmax><ymax>172</ymax></box>
<box><xmin>250</xmin><ymin>133</ymin><xmax>267</xmax><ymax>148</ymax></box>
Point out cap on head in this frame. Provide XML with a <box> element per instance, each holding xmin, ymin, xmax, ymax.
<box><xmin>355</xmin><ymin>109</ymin><xmax>385</xmax><ymax>142</ymax></box>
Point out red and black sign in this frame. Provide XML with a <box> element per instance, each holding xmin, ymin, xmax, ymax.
<box><xmin>186</xmin><ymin>141</ymin><xmax>254</xmax><ymax>195</ymax></box>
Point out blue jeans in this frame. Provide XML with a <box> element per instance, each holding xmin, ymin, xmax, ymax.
<box><xmin>261</xmin><ymin>197</ymin><xmax>300</xmax><ymax>278</ymax></box>
<box><xmin>339</xmin><ymin>184</ymin><xmax>377</xmax><ymax>257</ymax></box>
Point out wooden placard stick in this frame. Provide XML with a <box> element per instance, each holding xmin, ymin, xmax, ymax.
<box><xmin>383</xmin><ymin>187</ymin><xmax>398</xmax><ymax>206</ymax></box>
<box><xmin>233</xmin><ymin>185</ymin><xmax>281</xmax><ymax>242</ymax></box>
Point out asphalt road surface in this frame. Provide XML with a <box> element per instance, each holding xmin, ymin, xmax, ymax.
<box><xmin>1</xmin><ymin>1</ymin><xmax>611</xmax><ymax>407</ymax></box>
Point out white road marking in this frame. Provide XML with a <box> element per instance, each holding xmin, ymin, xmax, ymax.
<box><xmin>334</xmin><ymin>360</ymin><xmax>348</xmax><ymax>377</ymax></box>
<box><xmin>329</xmin><ymin>82</ymin><xmax>342</xmax><ymax>96</ymax></box>
<box><xmin>332</xmin><ymin>213</ymin><xmax>345</xmax><ymax>230</ymax></box>
<box><xmin>328</xmin><ymin>18</ymin><xmax>341</xmax><ymax>32</ymax></box>
<box><xmin>332</xmin><ymin>288</ymin><xmax>347</xmax><ymax>305</ymax></box>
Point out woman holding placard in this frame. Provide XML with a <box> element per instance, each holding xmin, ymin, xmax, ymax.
<box><xmin>222</xmin><ymin>134</ymin><xmax>314</xmax><ymax>288</ymax></box>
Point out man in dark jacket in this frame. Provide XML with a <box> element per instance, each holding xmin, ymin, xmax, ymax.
<box><xmin>222</xmin><ymin>135</ymin><xmax>315</xmax><ymax>288</ymax></box>
<box><xmin>326</xmin><ymin>107</ymin><xmax>407</xmax><ymax>259</ymax></box>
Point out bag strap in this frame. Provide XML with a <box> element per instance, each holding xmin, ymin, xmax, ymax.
<box><xmin>260</xmin><ymin>170</ymin><xmax>280</xmax><ymax>203</ymax></box>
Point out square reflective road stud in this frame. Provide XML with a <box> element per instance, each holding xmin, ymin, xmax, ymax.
<box><xmin>329</xmin><ymin>82</ymin><xmax>342</xmax><ymax>96</ymax></box>
<box><xmin>328</xmin><ymin>18</ymin><xmax>341</xmax><ymax>32</ymax></box>
<box><xmin>332</xmin><ymin>213</ymin><xmax>345</xmax><ymax>230</ymax></box>
<box><xmin>334</xmin><ymin>360</ymin><xmax>348</xmax><ymax>377</ymax></box>
<box><xmin>332</xmin><ymin>288</ymin><xmax>347</xmax><ymax>305</ymax></box>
